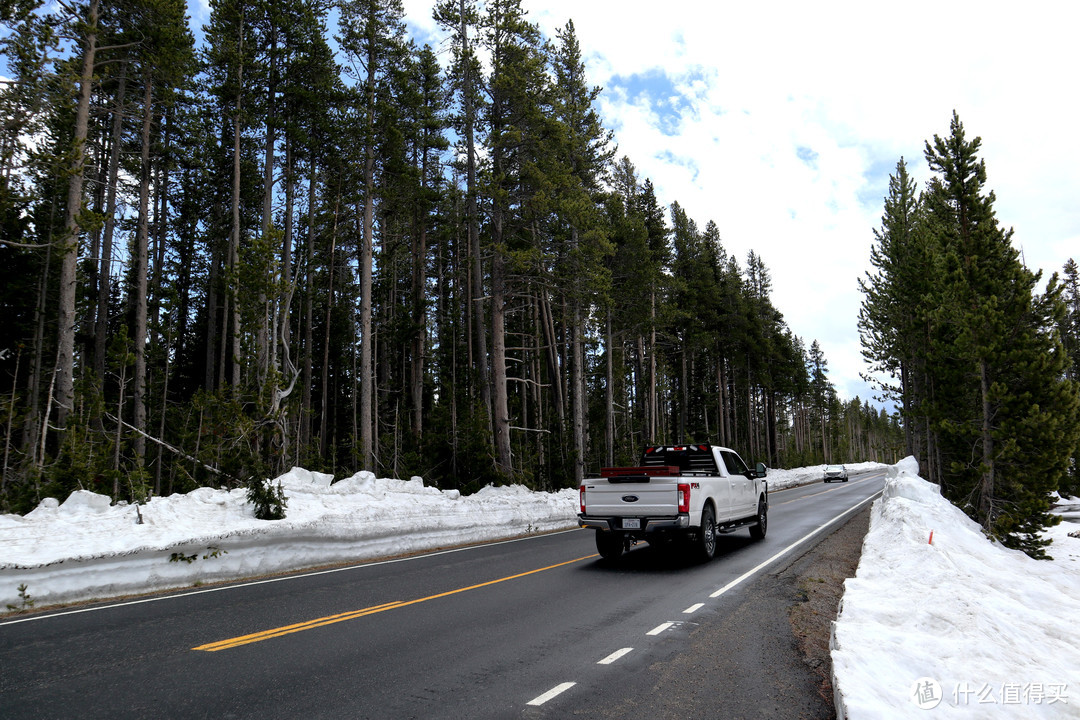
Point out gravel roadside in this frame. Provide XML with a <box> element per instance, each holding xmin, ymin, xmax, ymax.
<box><xmin>787</xmin><ymin>505</ymin><xmax>872</xmax><ymax>713</ymax></box>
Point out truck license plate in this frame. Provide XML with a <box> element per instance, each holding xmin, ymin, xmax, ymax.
<box><xmin>622</xmin><ymin>518</ymin><xmax>641</xmax><ymax>530</ymax></box>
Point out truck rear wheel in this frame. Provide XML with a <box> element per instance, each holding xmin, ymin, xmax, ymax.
<box><xmin>749</xmin><ymin>496</ymin><xmax>768</xmax><ymax>540</ymax></box>
<box><xmin>595</xmin><ymin>530</ymin><xmax>624</xmax><ymax>560</ymax></box>
<box><xmin>695</xmin><ymin>505</ymin><xmax>717</xmax><ymax>561</ymax></box>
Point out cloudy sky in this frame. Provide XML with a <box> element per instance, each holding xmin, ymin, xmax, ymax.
<box><xmin>191</xmin><ymin>0</ymin><xmax>1079</xmax><ymax>405</ymax></box>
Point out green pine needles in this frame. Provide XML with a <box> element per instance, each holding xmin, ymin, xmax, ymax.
<box><xmin>246</xmin><ymin>477</ymin><xmax>287</xmax><ymax>521</ymax></box>
<box><xmin>6</xmin><ymin>583</ymin><xmax>33</xmax><ymax>612</ymax></box>
<box><xmin>860</xmin><ymin>112</ymin><xmax>1080</xmax><ymax>557</ymax></box>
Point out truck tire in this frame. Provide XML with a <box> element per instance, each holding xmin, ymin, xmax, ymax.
<box><xmin>596</xmin><ymin>530</ymin><xmax>624</xmax><ymax>560</ymax></box>
<box><xmin>695</xmin><ymin>505</ymin><xmax>717</xmax><ymax>561</ymax></box>
<box><xmin>749</xmin><ymin>496</ymin><xmax>768</xmax><ymax>540</ymax></box>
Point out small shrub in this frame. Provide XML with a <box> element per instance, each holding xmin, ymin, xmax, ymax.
<box><xmin>246</xmin><ymin>477</ymin><xmax>287</xmax><ymax>520</ymax></box>
<box><xmin>6</xmin><ymin>583</ymin><xmax>33</xmax><ymax>611</ymax></box>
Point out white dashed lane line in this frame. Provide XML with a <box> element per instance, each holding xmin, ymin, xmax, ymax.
<box><xmin>526</xmin><ymin>682</ymin><xmax>577</xmax><ymax>706</ymax></box>
<box><xmin>598</xmin><ymin>648</ymin><xmax>633</xmax><ymax>665</ymax></box>
<box><xmin>523</xmin><ymin>483</ymin><xmax>885</xmax><ymax>710</ymax></box>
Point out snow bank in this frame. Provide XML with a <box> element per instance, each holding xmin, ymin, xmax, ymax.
<box><xmin>0</xmin><ymin>468</ymin><xmax>578</xmax><ymax>609</ymax></box>
<box><xmin>831</xmin><ymin>457</ymin><xmax>1080</xmax><ymax>718</ymax></box>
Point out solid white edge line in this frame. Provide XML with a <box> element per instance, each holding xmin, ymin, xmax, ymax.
<box><xmin>0</xmin><ymin>528</ymin><xmax>584</xmax><ymax>627</ymax></box>
<box><xmin>709</xmin><ymin>489</ymin><xmax>882</xmax><ymax>600</ymax></box>
<box><xmin>647</xmin><ymin>621</ymin><xmax>675</xmax><ymax>636</ymax></box>
<box><xmin>526</xmin><ymin>682</ymin><xmax>577</xmax><ymax>706</ymax></box>
<box><xmin>683</xmin><ymin>603</ymin><xmax>704</xmax><ymax>614</ymax></box>
<box><xmin>598</xmin><ymin>647</ymin><xmax>633</xmax><ymax>665</ymax></box>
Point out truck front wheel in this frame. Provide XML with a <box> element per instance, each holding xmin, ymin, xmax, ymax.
<box><xmin>596</xmin><ymin>530</ymin><xmax>624</xmax><ymax>560</ymax></box>
<box><xmin>749</xmin><ymin>497</ymin><xmax>768</xmax><ymax>540</ymax></box>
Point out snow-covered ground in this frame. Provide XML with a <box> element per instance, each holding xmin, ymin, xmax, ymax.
<box><xmin>2</xmin><ymin>458</ymin><xmax>1078</xmax><ymax>717</ymax></box>
<box><xmin>831</xmin><ymin>458</ymin><xmax>1080</xmax><ymax>718</ymax></box>
<box><xmin>0</xmin><ymin>469</ymin><xmax>579</xmax><ymax>610</ymax></box>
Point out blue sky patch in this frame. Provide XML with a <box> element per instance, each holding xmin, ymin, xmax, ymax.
<box><xmin>607</xmin><ymin>69</ymin><xmax>695</xmax><ymax>137</ymax></box>
<box><xmin>656</xmin><ymin>149</ymin><xmax>700</xmax><ymax>183</ymax></box>
<box><xmin>796</xmin><ymin>146</ymin><xmax>819</xmax><ymax>169</ymax></box>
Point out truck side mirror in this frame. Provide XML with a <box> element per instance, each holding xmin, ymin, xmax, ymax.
<box><xmin>755</xmin><ymin>462</ymin><xmax>768</xmax><ymax>478</ymax></box>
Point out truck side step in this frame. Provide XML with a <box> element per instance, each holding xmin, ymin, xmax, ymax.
<box><xmin>716</xmin><ymin>517</ymin><xmax>757</xmax><ymax>533</ymax></box>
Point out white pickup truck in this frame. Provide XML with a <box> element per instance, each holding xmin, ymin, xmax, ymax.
<box><xmin>578</xmin><ymin>444</ymin><xmax>768</xmax><ymax>561</ymax></box>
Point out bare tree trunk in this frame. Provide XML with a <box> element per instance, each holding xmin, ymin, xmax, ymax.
<box><xmin>301</xmin><ymin>161</ymin><xmax>316</xmax><ymax>451</ymax></box>
<box><xmin>605</xmin><ymin>310</ymin><xmax>614</xmax><ymax>467</ymax></box>
<box><xmin>636</xmin><ymin>335</ymin><xmax>645</xmax><ymax>446</ymax></box>
<box><xmin>359</xmin><ymin>193</ymin><xmax>373</xmax><ymax>470</ymax></box>
<box><xmin>679</xmin><ymin>341</ymin><xmax>688</xmax><ymax>440</ymax></box>
<box><xmin>319</xmin><ymin>191</ymin><xmax>340</xmax><ymax>454</ymax></box>
<box><xmin>531</xmin><ymin>295</ymin><xmax>546</xmax><ymax>485</ymax></box>
<box><xmin>491</xmin><ymin>242</ymin><xmax>511</xmax><ymax>475</ymax></box>
<box><xmin>22</xmin><ymin>229</ymin><xmax>53</xmax><ymax>464</ymax></box>
<box><xmin>257</xmin><ymin>25</ymin><xmax>277</xmax><ymax>392</ymax></box>
<box><xmin>55</xmin><ymin>0</ymin><xmax>99</xmax><ymax>434</ymax></box>
<box><xmin>155</xmin><ymin>332</ymin><xmax>171</xmax><ymax>495</ymax></box>
<box><xmin>227</xmin><ymin>15</ymin><xmax>245</xmax><ymax>395</ymax></box>
<box><xmin>539</xmin><ymin>291</ymin><xmax>564</xmax><ymax>422</ymax></box>
<box><xmin>978</xmin><ymin>359</ymin><xmax>995</xmax><ymax>531</ymax></box>
<box><xmin>94</xmin><ymin>65</ymin><xmax>127</xmax><ymax>380</ymax></box>
<box><xmin>460</xmin><ymin>0</ymin><xmax>489</xmax><ymax>417</ymax></box>
<box><xmin>132</xmin><ymin>74</ymin><xmax>154</xmax><ymax>463</ymax></box>
<box><xmin>717</xmin><ymin>359</ymin><xmax>727</xmax><ymax>447</ymax></box>
<box><xmin>649</xmin><ymin>290</ymin><xmax>657</xmax><ymax>444</ymax></box>
<box><xmin>571</xmin><ymin>301</ymin><xmax>585</xmax><ymax>484</ymax></box>
<box><xmin>411</xmin><ymin>154</ymin><xmax>427</xmax><ymax>438</ymax></box>
<box><xmin>358</xmin><ymin>33</ymin><xmax>376</xmax><ymax>471</ymax></box>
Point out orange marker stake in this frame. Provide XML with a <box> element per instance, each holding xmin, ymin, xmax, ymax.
<box><xmin>928</xmin><ymin>530</ymin><xmax>934</xmax><ymax>545</ymax></box>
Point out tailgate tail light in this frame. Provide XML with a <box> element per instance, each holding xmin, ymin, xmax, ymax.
<box><xmin>579</xmin><ymin>485</ymin><xmax>586</xmax><ymax>513</ymax></box>
<box><xmin>677</xmin><ymin>483</ymin><xmax>690</xmax><ymax>513</ymax></box>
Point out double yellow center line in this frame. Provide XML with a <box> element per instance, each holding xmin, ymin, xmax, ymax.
<box><xmin>194</xmin><ymin>553</ymin><xmax>596</xmax><ymax>652</ymax></box>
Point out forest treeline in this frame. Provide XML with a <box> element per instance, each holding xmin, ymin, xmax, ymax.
<box><xmin>0</xmin><ymin>0</ymin><xmax>903</xmax><ymax>513</ymax></box>
<box><xmin>860</xmin><ymin>113</ymin><xmax>1080</xmax><ymax>556</ymax></box>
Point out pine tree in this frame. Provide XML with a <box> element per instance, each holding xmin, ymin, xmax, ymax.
<box><xmin>478</xmin><ymin>0</ymin><xmax>547</xmax><ymax>477</ymax></box>
<box><xmin>922</xmin><ymin>113</ymin><xmax>1080</xmax><ymax>555</ymax></box>
<box><xmin>53</xmin><ymin>0</ymin><xmax>100</xmax><ymax>439</ymax></box>
<box><xmin>548</xmin><ymin>19</ymin><xmax>613</xmax><ymax>483</ymax></box>
<box><xmin>808</xmin><ymin>339</ymin><xmax>834</xmax><ymax>462</ymax></box>
<box><xmin>126</xmin><ymin>0</ymin><xmax>196</xmax><ymax>467</ymax></box>
<box><xmin>859</xmin><ymin>158</ymin><xmax>922</xmax><ymax>455</ymax></box>
<box><xmin>338</xmin><ymin>0</ymin><xmax>406</xmax><ymax>471</ymax></box>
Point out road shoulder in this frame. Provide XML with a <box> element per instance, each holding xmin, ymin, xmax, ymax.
<box><xmin>577</xmin><ymin>506</ymin><xmax>871</xmax><ymax>720</ymax></box>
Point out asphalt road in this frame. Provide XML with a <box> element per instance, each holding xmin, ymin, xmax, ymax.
<box><xmin>0</xmin><ymin>469</ymin><xmax>886</xmax><ymax>719</ymax></box>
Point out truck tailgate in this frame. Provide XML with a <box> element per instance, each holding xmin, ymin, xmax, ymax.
<box><xmin>582</xmin><ymin>479</ymin><xmax>679</xmax><ymax>516</ymax></box>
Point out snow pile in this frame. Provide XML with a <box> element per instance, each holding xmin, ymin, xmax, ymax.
<box><xmin>831</xmin><ymin>457</ymin><xmax>1080</xmax><ymax>718</ymax></box>
<box><xmin>0</xmin><ymin>468</ymin><xmax>578</xmax><ymax>609</ymax></box>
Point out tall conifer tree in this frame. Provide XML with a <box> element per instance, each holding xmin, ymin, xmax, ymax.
<box><xmin>921</xmin><ymin>113</ymin><xmax>1078</xmax><ymax>554</ymax></box>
